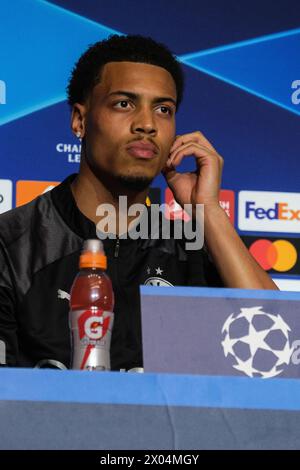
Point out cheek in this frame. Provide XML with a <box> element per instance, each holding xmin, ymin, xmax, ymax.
<box><xmin>161</xmin><ymin>122</ymin><xmax>176</xmax><ymax>147</ymax></box>
<box><xmin>161</xmin><ymin>131</ymin><xmax>175</xmax><ymax>156</ymax></box>
<box><xmin>87</xmin><ymin>107</ymin><xmax>112</xmax><ymax>133</ymax></box>
<box><xmin>89</xmin><ymin>111</ymin><xmax>130</xmax><ymax>143</ymax></box>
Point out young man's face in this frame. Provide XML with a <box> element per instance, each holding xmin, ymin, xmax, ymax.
<box><xmin>79</xmin><ymin>61</ymin><xmax>177</xmax><ymax>189</ymax></box>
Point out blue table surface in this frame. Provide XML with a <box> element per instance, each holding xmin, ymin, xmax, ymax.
<box><xmin>0</xmin><ymin>368</ymin><xmax>300</xmax><ymax>411</ymax></box>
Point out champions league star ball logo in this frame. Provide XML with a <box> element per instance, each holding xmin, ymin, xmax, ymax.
<box><xmin>221</xmin><ymin>306</ymin><xmax>293</xmax><ymax>378</ymax></box>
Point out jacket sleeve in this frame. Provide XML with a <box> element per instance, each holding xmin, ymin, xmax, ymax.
<box><xmin>0</xmin><ymin>239</ymin><xmax>18</xmax><ymax>366</ymax></box>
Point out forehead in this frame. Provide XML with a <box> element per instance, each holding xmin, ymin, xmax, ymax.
<box><xmin>95</xmin><ymin>61</ymin><xmax>177</xmax><ymax>99</ymax></box>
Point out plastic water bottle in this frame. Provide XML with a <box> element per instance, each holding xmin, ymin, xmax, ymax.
<box><xmin>69</xmin><ymin>239</ymin><xmax>114</xmax><ymax>371</ymax></box>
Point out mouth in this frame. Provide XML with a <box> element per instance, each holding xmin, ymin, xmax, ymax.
<box><xmin>126</xmin><ymin>141</ymin><xmax>158</xmax><ymax>160</ymax></box>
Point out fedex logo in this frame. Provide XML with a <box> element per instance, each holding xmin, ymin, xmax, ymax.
<box><xmin>245</xmin><ymin>202</ymin><xmax>300</xmax><ymax>221</ymax></box>
<box><xmin>239</xmin><ymin>191</ymin><xmax>300</xmax><ymax>233</ymax></box>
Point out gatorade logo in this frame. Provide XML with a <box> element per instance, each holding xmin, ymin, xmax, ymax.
<box><xmin>249</xmin><ymin>239</ymin><xmax>297</xmax><ymax>272</ymax></box>
<box><xmin>78</xmin><ymin>309</ymin><xmax>111</xmax><ymax>343</ymax></box>
<box><xmin>239</xmin><ymin>191</ymin><xmax>300</xmax><ymax>233</ymax></box>
<box><xmin>84</xmin><ymin>317</ymin><xmax>103</xmax><ymax>340</ymax></box>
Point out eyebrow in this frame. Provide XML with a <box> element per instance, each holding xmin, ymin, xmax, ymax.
<box><xmin>108</xmin><ymin>90</ymin><xmax>177</xmax><ymax>107</ymax></box>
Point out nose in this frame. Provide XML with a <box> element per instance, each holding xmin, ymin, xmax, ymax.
<box><xmin>131</xmin><ymin>106</ymin><xmax>157</xmax><ymax>136</ymax></box>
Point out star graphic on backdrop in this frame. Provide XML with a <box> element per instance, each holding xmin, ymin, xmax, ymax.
<box><xmin>236</xmin><ymin>306</ymin><xmax>264</xmax><ymax>323</ymax></box>
<box><xmin>271</xmin><ymin>314</ymin><xmax>291</xmax><ymax>338</ymax></box>
<box><xmin>0</xmin><ymin>0</ymin><xmax>120</xmax><ymax>126</ymax></box>
<box><xmin>274</xmin><ymin>340</ymin><xmax>293</xmax><ymax>366</ymax></box>
<box><xmin>179</xmin><ymin>29</ymin><xmax>300</xmax><ymax>117</ymax></box>
<box><xmin>156</xmin><ymin>267</ymin><xmax>163</xmax><ymax>276</ymax></box>
<box><xmin>233</xmin><ymin>357</ymin><xmax>257</xmax><ymax>378</ymax></box>
<box><xmin>146</xmin><ymin>266</ymin><xmax>151</xmax><ymax>275</ymax></box>
<box><xmin>221</xmin><ymin>333</ymin><xmax>237</xmax><ymax>357</ymax></box>
<box><xmin>239</xmin><ymin>323</ymin><xmax>271</xmax><ymax>357</ymax></box>
<box><xmin>221</xmin><ymin>313</ymin><xmax>234</xmax><ymax>334</ymax></box>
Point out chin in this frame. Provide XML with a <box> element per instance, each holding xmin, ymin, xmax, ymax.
<box><xmin>116</xmin><ymin>174</ymin><xmax>154</xmax><ymax>191</ymax></box>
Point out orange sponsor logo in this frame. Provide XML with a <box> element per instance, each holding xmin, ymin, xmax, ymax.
<box><xmin>16</xmin><ymin>180</ymin><xmax>60</xmax><ymax>207</ymax></box>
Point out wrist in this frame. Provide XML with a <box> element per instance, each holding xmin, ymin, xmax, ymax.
<box><xmin>203</xmin><ymin>203</ymin><xmax>231</xmax><ymax>240</ymax></box>
<box><xmin>190</xmin><ymin>201</ymin><xmax>222</xmax><ymax>223</ymax></box>
<box><xmin>203</xmin><ymin>202</ymin><xmax>224</xmax><ymax>218</ymax></box>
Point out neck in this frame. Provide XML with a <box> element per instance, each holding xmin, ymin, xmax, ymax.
<box><xmin>71</xmin><ymin>158</ymin><xmax>149</xmax><ymax>236</ymax></box>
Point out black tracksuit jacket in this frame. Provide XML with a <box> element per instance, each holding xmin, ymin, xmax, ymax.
<box><xmin>0</xmin><ymin>174</ymin><xmax>221</xmax><ymax>370</ymax></box>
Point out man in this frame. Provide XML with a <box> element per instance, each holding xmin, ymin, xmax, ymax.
<box><xmin>0</xmin><ymin>35</ymin><xmax>277</xmax><ymax>371</ymax></box>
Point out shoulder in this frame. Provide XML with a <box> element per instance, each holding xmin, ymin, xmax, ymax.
<box><xmin>0</xmin><ymin>186</ymin><xmax>81</xmax><ymax>296</ymax></box>
<box><xmin>0</xmin><ymin>191</ymin><xmax>53</xmax><ymax>245</ymax></box>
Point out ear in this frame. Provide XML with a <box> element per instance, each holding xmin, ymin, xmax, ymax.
<box><xmin>71</xmin><ymin>103</ymin><xmax>87</xmax><ymax>139</ymax></box>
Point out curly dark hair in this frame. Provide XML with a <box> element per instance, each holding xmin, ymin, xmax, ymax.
<box><xmin>67</xmin><ymin>34</ymin><xmax>184</xmax><ymax>110</ymax></box>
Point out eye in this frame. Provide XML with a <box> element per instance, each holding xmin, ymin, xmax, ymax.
<box><xmin>114</xmin><ymin>100</ymin><xmax>130</xmax><ymax>109</ymax></box>
<box><xmin>157</xmin><ymin>105</ymin><xmax>173</xmax><ymax>115</ymax></box>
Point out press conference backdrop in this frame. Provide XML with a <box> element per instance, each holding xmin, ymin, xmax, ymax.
<box><xmin>0</xmin><ymin>0</ymin><xmax>300</xmax><ymax>289</ymax></box>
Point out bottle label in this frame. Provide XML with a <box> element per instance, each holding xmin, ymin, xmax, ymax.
<box><xmin>70</xmin><ymin>308</ymin><xmax>114</xmax><ymax>371</ymax></box>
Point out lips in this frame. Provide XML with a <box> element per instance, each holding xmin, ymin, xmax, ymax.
<box><xmin>126</xmin><ymin>141</ymin><xmax>158</xmax><ymax>159</ymax></box>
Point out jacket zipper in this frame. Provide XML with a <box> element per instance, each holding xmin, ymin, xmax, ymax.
<box><xmin>114</xmin><ymin>236</ymin><xmax>120</xmax><ymax>258</ymax></box>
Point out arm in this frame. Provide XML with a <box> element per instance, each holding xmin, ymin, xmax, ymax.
<box><xmin>163</xmin><ymin>131</ymin><xmax>278</xmax><ymax>290</ymax></box>
<box><xmin>204</xmin><ymin>204</ymin><xmax>277</xmax><ymax>289</ymax></box>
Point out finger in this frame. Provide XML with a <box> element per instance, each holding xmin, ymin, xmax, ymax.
<box><xmin>168</xmin><ymin>142</ymin><xmax>215</xmax><ymax>169</ymax></box>
<box><xmin>170</xmin><ymin>131</ymin><xmax>217</xmax><ymax>153</ymax></box>
<box><xmin>170</xmin><ymin>141</ymin><xmax>223</xmax><ymax>165</ymax></box>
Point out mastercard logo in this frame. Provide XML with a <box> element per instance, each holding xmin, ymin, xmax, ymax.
<box><xmin>249</xmin><ymin>239</ymin><xmax>298</xmax><ymax>272</ymax></box>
